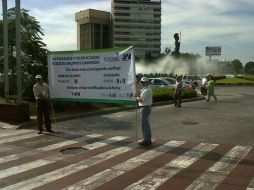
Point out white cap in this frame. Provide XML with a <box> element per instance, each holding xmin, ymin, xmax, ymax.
<box><xmin>35</xmin><ymin>75</ymin><xmax>42</xmax><ymax>79</ymax></box>
<box><xmin>141</xmin><ymin>77</ymin><xmax>149</xmax><ymax>82</ymax></box>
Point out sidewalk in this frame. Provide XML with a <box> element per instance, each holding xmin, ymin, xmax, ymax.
<box><xmin>2</xmin><ymin>97</ymin><xmax>205</xmax><ymax>130</ymax></box>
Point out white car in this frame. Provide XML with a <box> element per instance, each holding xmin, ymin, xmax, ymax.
<box><xmin>182</xmin><ymin>75</ymin><xmax>202</xmax><ymax>87</ymax></box>
<box><xmin>160</xmin><ymin>77</ymin><xmax>189</xmax><ymax>88</ymax></box>
<box><xmin>148</xmin><ymin>78</ymin><xmax>175</xmax><ymax>88</ymax></box>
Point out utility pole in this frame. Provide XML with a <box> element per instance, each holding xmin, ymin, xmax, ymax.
<box><xmin>16</xmin><ymin>0</ymin><xmax>22</xmax><ymax>104</ymax></box>
<box><xmin>2</xmin><ymin>0</ymin><xmax>9</xmax><ymax>100</ymax></box>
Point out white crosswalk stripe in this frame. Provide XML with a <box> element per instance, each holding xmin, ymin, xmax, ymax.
<box><xmin>0</xmin><ymin>133</ymin><xmax>38</xmax><ymax>144</ymax></box>
<box><xmin>0</xmin><ymin>129</ymin><xmax>31</xmax><ymax>138</ymax></box>
<box><xmin>185</xmin><ymin>145</ymin><xmax>252</xmax><ymax>190</ymax></box>
<box><xmin>0</xmin><ymin>133</ymin><xmax>102</xmax><ymax>164</ymax></box>
<box><xmin>0</xmin><ymin>159</ymin><xmax>55</xmax><ymax>179</ymax></box>
<box><xmin>0</xmin><ymin>134</ymin><xmax>129</xmax><ymax>190</ymax></box>
<box><xmin>37</xmin><ymin>133</ymin><xmax>102</xmax><ymax>151</ymax></box>
<box><xmin>247</xmin><ymin>177</ymin><xmax>254</xmax><ymax>189</ymax></box>
<box><xmin>64</xmin><ymin>140</ymin><xmax>185</xmax><ymax>190</ymax></box>
<box><xmin>124</xmin><ymin>143</ymin><xmax>218</xmax><ymax>190</ymax></box>
<box><xmin>0</xmin><ymin>128</ymin><xmax>254</xmax><ymax>190</ymax></box>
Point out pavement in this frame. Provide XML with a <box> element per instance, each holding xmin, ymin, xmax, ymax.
<box><xmin>17</xmin><ymin>96</ymin><xmax>205</xmax><ymax>130</ymax></box>
<box><xmin>1</xmin><ymin>125</ymin><xmax>254</xmax><ymax>190</ymax></box>
<box><xmin>1</xmin><ymin>92</ymin><xmax>254</xmax><ymax>189</ymax></box>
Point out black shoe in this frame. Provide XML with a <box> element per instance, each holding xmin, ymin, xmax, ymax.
<box><xmin>206</xmin><ymin>99</ymin><xmax>210</xmax><ymax>101</ymax></box>
<box><xmin>138</xmin><ymin>140</ymin><xmax>152</xmax><ymax>146</ymax></box>
<box><xmin>37</xmin><ymin>131</ymin><xmax>42</xmax><ymax>134</ymax></box>
<box><xmin>47</xmin><ymin>130</ymin><xmax>54</xmax><ymax>133</ymax></box>
<box><xmin>176</xmin><ymin>105</ymin><xmax>181</xmax><ymax>107</ymax></box>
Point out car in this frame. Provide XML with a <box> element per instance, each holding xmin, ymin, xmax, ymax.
<box><xmin>182</xmin><ymin>75</ymin><xmax>202</xmax><ymax>87</ymax></box>
<box><xmin>148</xmin><ymin>78</ymin><xmax>175</xmax><ymax>89</ymax></box>
<box><xmin>160</xmin><ymin>77</ymin><xmax>189</xmax><ymax>88</ymax></box>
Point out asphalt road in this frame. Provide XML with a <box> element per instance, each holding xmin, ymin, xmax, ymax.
<box><xmin>54</xmin><ymin>86</ymin><xmax>254</xmax><ymax>146</ymax></box>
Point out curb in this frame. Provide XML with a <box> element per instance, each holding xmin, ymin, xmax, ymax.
<box><xmin>18</xmin><ymin>96</ymin><xmax>205</xmax><ymax>129</ymax></box>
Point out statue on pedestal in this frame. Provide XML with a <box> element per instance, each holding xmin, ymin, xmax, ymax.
<box><xmin>172</xmin><ymin>33</ymin><xmax>181</xmax><ymax>57</ymax></box>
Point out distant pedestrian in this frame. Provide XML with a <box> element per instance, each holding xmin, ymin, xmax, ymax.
<box><xmin>206</xmin><ymin>74</ymin><xmax>217</xmax><ymax>101</ymax></box>
<box><xmin>33</xmin><ymin>75</ymin><xmax>54</xmax><ymax>134</ymax></box>
<box><xmin>135</xmin><ymin>77</ymin><xmax>153</xmax><ymax>146</ymax></box>
<box><xmin>173</xmin><ymin>75</ymin><xmax>183</xmax><ymax>107</ymax></box>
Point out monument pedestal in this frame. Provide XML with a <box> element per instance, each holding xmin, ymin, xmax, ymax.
<box><xmin>0</xmin><ymin>103</ymin><xmax>30</xmax><ymax>124</ymax></box>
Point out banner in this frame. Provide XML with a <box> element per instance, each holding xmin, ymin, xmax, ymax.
<box><xmin>48</xmin><ymin>47</ymin><xmax>136</xmax><ymax>105</ymax></box>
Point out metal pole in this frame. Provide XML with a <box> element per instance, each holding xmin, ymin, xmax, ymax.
<box><xmin>15</xmin><ymin>0</ymin><xmax>22</xmax><ymax>104</ymax></box>
<box><xmin>2</xmin><ymin>0</ymin><xmax>9</xmax><ymax>101</ymax></box>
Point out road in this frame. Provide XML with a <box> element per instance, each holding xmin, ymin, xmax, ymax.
<box><xmin>0</xmin><ymin>85</ymin><xmax>254</xmax><ymax>189</ymax></box>
<box><xmin>56</xmin><ymin>86</ymin><xmax>254</xmax><ymax>146</ymax></box>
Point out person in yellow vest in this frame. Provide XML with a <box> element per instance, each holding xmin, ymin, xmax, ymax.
<box><xmin>33</xmin><ymin>75</ymin><xmax>54</xmax><ymax>134</ymax></box>
<box><xmin>206</xmin><ymin>74</ymin><xmax>217</xmax><ymax>101</ymax></box>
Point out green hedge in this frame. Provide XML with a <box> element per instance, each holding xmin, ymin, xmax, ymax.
<box><xmin>216</xmin><ymin>77</ymin><xmax>254</xmax><ymax>85</ymax></box>
<box><xmin>152</xmin><ymin>88</ymin><xmax>198</xmax><ymax>102</ymax></box>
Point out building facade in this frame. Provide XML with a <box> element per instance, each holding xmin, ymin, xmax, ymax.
<box><xmin>111</xmin><ymin>0</ymin><xmax>161</xmax><ymax>59</ymax></box>
<box><xmin>75</xmin><ymin>9</ymin><xmax>112</xmax><ymax>50</ymax></box>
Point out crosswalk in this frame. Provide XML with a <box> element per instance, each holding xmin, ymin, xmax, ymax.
<box><xmin>0</xmin><ymin>128</ymin><xmax>254</xmax><ymax>190</ymax></box>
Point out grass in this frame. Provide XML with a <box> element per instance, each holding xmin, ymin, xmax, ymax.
<box><xmin>152</xmin><ymin>87</ymin><xmax>198</xmax><ymax>102</ymax></box>
<box><xmin>216</xmin><ymin>77</ymin><xmax>254</xmax><ymax>85</ymax></box>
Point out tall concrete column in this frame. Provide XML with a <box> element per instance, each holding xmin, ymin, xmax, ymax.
<box><xmin>2</xmin><ymin>0</ymin><xmax>9</xmax><ymax>100</ymax></box>
<box><xmin>16</xmin><ymin>0</ymin><xmax>22</xmax><ymax>104</ymax></box>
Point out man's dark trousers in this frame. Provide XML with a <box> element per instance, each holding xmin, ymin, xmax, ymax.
<box><xmin>36</xmin><ymin>99</ymin><xmax>52</xmax><ymax>132</ymax></box>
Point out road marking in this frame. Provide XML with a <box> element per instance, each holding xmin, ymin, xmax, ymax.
<box><xmin>83</xmin><ymin>136</ymin><xmax>127</xmax><ymax>150</ymax></box>
<box><xmin>0</xmin><ymin>133</ymin><xmax>102</xmax><ymax>164</ymax></box>
<box><xmin>124</xmin><ymin>143</ymin><xmax>218</xmax><ymax>190</ymax></box>
<box><xmin>0</xmin><ymin>129</ymin><xmax>31</xmax><ymax>138</ymax></box>
<box><xmin>0</xmin><ymin>136</ymin><xmax>130</xmax><ymax>190</ymax></box>
<box><xmin>0</xmin><ymin>154</ymin><xmax>20</xmax><ymax>164</ymax></box>
<box><xmin>0</xmin><ymin>159</ymin><xmax>55</xmax><ymax>179</ymax></box>
<box><xmin>37</xmin><ymin>133</ymin><xmax>102</xmax><ymax>151</ymax></box>
<box><xmin>185</xmin><ymin>145</ymin><xmax>252</xmax><ymax>190</ymax></box>
<box><xmin>0</xmin><ymin>133</ymin><xmax>39</xmax><ymax>144</ymax></box>
<box><xmin>246</xmin><ymin>177</ymin><xmax>254</xmax><ymax>190</ymax></box>
<box><xmin>64</xmin><ymin>140</ymin><xmax>185</xmax><ymax>190</ymax></box>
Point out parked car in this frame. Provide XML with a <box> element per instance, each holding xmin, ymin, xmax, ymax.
<box><xmin>160</xmin><ymin>77</ymin><xmax>189</xmax><ymax>88</ymax></box>
<box><xmin>148</xmin><ymin>78</ymin><xmax>175</xmax><ymax>88</ymax></box>
<box><xmin>182</xmin><ymin>75</ymin><xmax>202</xmax><ymax>87</ymax></box>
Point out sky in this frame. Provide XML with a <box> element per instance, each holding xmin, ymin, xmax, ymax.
<box><xmin>1</xmin><ymin>0</ymin><xmax>254</xmax><ymax>64</ymax></box>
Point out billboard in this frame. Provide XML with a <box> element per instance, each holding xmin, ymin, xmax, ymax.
<box><xmin>205</xmin><ymin>46</ymin><xmax>221</xmax><ymax>56</ymax></box>
<box><xmin>48</xmin><ymin>47</ymin><xmax>136</xmax><ymax>105</ymax></box>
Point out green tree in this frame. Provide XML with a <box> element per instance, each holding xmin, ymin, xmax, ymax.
<box><xmin>244</xmin><ymin>61</ymin><xmax>254</xmax><ymax>74</ymax></box>
<box><xmin>0</xmin><ymin>8</ymin><xmax>48</xmax><ymax>99</ymax></box>
<box><xmin>231</xmin><ymin>59</ymin><xmax>243</xmax><ymax>74</ymax></box>
<box><xmin>163</xmin><ymin>47</ymin><xmax>171</xmax><ymax>55</ymax></box>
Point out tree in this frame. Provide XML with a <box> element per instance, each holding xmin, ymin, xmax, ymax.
<box><xmin>231</xmin><ymin>59</ymin><xmax>243</xmax><ymax>74</ymax></box>
<box><xmin>0</xmin><ymin>8</ymin><xmax>48</xmax><ymax>99</ymax></box>
<box><xmin>244</xmin><ymin>61</ymin><xmax>254</xmax><ymax>74</ymax></box>
<box><xmin>163</xmin><ymin>47</ymin><xmax>171</xmax><ymax>55</ymax></box>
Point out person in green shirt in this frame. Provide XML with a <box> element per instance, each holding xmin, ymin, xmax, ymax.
<box><xmin>206</xmin><ymin>74</ymin><xmax>217</xmax><ymax>101</ymax></box>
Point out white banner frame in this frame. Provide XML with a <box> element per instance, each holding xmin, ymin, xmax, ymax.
<box><xmin>48</xmin><ymin>47</ymin><xmax>137</xmax><ymax>105</ymax></box>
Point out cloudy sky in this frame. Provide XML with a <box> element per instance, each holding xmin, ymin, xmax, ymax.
<box><xmin>1</xmin><ymin>0</ymin><xmax>254</xmax><ymax>64</ymax></box>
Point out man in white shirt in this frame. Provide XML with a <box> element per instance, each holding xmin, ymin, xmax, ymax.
<box><xmin>135</xmin><ymin>77</ymin><xmax>153</xmax><ymax>146</ymax></box>
<box><xmin>173</xmin><ymin>75</ymin><xmax>183</xmax><ymax>107</ymax></box>
<box><xmin>33</xmin><ymin>75</ymin><xmax>53</xmax><ymax>134</ymax></box>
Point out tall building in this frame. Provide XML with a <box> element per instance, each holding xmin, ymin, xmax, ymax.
<box><xmin>75</xmin><ymin>9</ymin><xmax>112</xmax><ymax>50</ymax></box>
<box><xmin>111</xmin><ymin>0</ymin><xmax>161</xmax><ymax>59</ymax></box>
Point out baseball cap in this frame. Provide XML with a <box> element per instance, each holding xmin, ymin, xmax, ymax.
<box><xmin>35</xmin><ymin>75</ymin><xmax>42</xmax><ymax>79</ymax></box>
<box><xmin>140</xmin><ymin>77</ymin><xmax>149</xmax><ymax>82</ymax></box>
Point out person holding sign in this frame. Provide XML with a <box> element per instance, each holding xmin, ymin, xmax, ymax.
<box><xmin>33</xmin><ymin>75</ymin><xmax>54</xmax><ymax>134</ymax></box>
<box><xmin>135</xmin><ymin>77</ymin><xmax>153</xmax><ymax>146</ymax></box>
